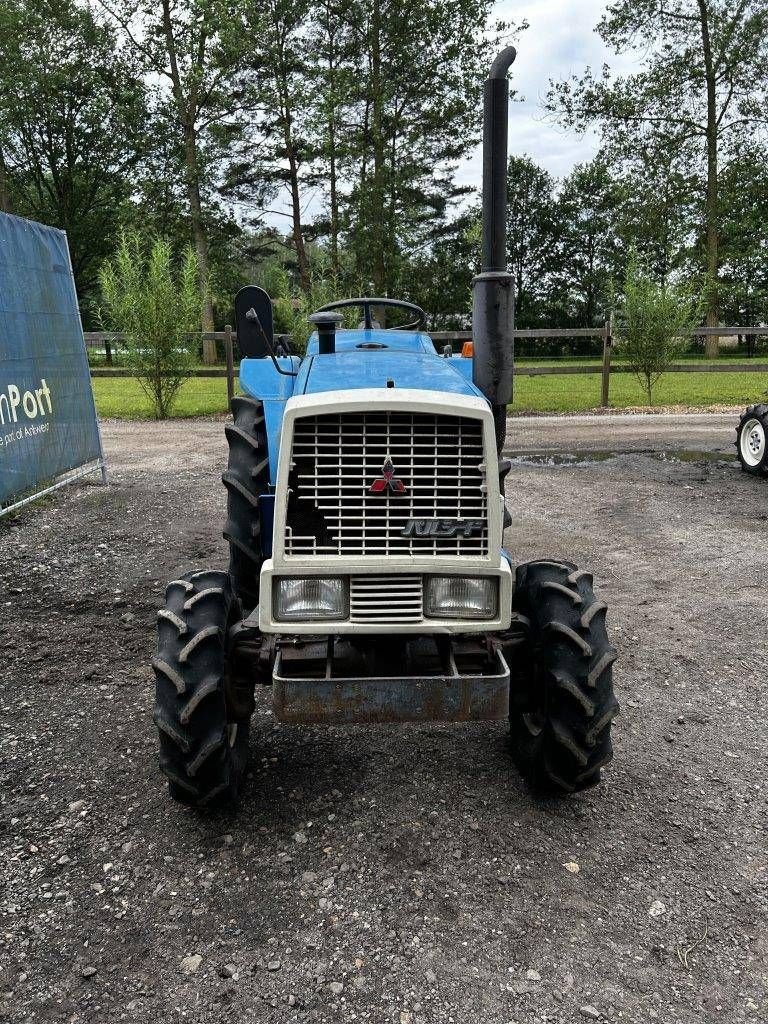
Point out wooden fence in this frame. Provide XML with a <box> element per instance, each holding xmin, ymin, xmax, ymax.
<box><xmin>86</xmin><ymin>323</ymin><xmax>768</xmax><ymax>409</ymax></box>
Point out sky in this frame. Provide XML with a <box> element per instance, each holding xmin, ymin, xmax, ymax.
<box><xmin>455</xmin><ymin>0</ymin><xmax>624</xmax><ymax>193</ymax></box>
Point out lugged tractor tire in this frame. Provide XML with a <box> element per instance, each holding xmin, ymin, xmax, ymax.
<box><xmin>223</xmin><ymin>396</ymin><xmax>270</xmax><ymax>611</ymax></box>
<box><xmin>735</xmin><ymin>404</ymin><xmax>768</xmax><ymax>476</ymax></box>
<box><xmin>509</xmin><ymin>559</ymin><xmax>618</xmax><ymax>795</ymax></box>
<box><xmin>153</xmin><ymin>570</ymin><xmax>251</xmax><ymax>808</ymax></box>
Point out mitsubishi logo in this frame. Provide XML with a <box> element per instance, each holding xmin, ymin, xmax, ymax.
<box><xmin>369</xmin><ymin>457</ymin><xmax>407</xmax><ymax>495</ymax></box>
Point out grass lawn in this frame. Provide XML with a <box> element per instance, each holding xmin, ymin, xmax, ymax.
<box><xmin>93</xmin><ymin>376</ymin><xmax>234</xmax><ymax>418</ymax></box>
<box><xmin>512</xmin><ymin>370</ymin><xmax>766</xmax><ymax>413</ymax></box>
<box><xmin>515</xmin><ymin>353</ymin><xmax>768</xmax><ymax>366</ymax></box>
<box><xmin>92</xmin><ymin>369</ymin><xmax>767</xmax><ymax>419</ymax></box>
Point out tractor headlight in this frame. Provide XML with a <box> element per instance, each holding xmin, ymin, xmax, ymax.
<box><xmin>274</xmin><ymin>577</ymin><xmax>348</xmax><ymax>622</ymax></box>
<box><xmin>425</xmin><ymin>576</ymin><xmax>497</xmax><ymax>620</ymax></box>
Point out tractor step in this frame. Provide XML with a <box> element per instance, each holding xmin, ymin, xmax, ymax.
<box><xmin>272</xmin><ymin>638</ymin><xmax>509</xmax><ymax>724</ymax></box>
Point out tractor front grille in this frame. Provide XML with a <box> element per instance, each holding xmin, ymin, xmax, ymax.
<box><xmin>349</xmin><ymin>575</ymin><xmax>424</xmax><ymax>624</ymax></box>
<box><xmin>284</xmin><ymin>410</ymin><xmax>489</xmax><ymax>557</ymax></box>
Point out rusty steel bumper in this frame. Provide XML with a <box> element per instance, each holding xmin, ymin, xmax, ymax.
<box><xmin>272</xmin><ymin>639</ymin><xmax>510</xmax><ymax>724</ymax></box>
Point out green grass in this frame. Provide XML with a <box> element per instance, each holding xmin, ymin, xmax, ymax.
<box><xmin>92</xmin><ymin>369</ymin><xmax>767</xmax><ymax>419</ymax></box>
<box><xmin>511</xmin><ymin>370</ymin><xmax>767</xmax><ymax>413</ymax></box>
<box><xmin>516</xmin><ymin>353</ymin><xmax>768</xmax><ymax>367</ymax></box>
<box><xmin>93</xmin><ymin>376</ymin><xmax>233</xmax><ymax>418</ymax></box>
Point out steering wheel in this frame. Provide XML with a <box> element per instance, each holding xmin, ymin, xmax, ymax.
<box><xmin>316</xmin><ymin>297</ymin><xmax>426</xmax><ymax>332</ymax></box>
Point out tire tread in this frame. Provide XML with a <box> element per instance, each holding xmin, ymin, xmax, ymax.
<box><xmin>224</xmin><ymin>397</ymin><xmax>270</xmax><ymax>610</ymax></box>
<box><xmin>153</xmin><ymin>570</ymin><xmax>250</xmax><ymax>808</ymax></box>
<box><xmin>510</xmin><ymin>560</ymin><xmax>618</xmax><ymax>794</ymax></box>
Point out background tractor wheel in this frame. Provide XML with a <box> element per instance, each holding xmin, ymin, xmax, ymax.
<box><xmin>736</xmin><ymin>405</ymin><xmax>768</xmax><ymax>476</ymax></box>
<box><xmin>510</xmin><ymin>559</ymin><xmax>618</xmax><ymax>795</ymax></box>
<box><xmin>223</xmin><ymin>396</ymin><xmax>270</xmax><ymax>611</ymax></box>
<box><xmin>153</xmin><ymin>570</ymin><xmax>252</xmax><ymax>808</ymax></box>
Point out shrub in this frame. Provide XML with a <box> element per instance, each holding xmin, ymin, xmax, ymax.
<box><xmin>98</xmin><ymin>234</ymin><xmax>201</xmax><ymax>418</ymax></box>
<box><xmin>618</xmin><ymin>259</ymin><xmax>702</xmax><ymax>404</ymax></box>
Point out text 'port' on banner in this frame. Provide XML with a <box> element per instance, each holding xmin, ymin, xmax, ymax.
<box><xmin>0</xmin><ymin>212</ymin><xmax>106</xmax><ymax>516</ymax></box>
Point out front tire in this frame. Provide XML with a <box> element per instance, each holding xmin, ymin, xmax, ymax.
<box><xmin>223</xmin><ymin>396</ymin><xmax>270</xmax><ymax>611</ymax></box>
<box><xmin>510</xmin><ymin>560</ymin><xmax>618</xmax><ymax>794</ymax></box>
<box><xmin>153</xmin><ymin>570</ymin><xmax>252</xmax><ymax>808</ymax></box>
<box><xmin>736</xmin><ymin>405</ymin><xmax>768</xmax><ymax>476</ymax></box>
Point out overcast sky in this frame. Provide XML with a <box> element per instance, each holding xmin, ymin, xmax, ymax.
<box><xmin>455</xmin><ymin>0</ymin><xmax>627</xmax><ymax>192</ymax></box>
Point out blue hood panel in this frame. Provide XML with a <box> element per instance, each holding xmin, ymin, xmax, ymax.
<box><xmin>298</xmin><ymin>350</ymin><xmax>485</xmax><ymax>400</ymax></box>
<box><xmin>306</xmin><ymin>327</ymin><xmax>436</xmax><ymax>355</ymax></box>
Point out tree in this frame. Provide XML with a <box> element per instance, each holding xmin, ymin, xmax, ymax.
<box><xmin>219</xmin><ymin>0</ymin><xmax>524</xmax><ymax>306</ymax></box>
<box><xmin>615</xmin><ymin>145</ymin><xmax>697</xmax><ymax>287</ymax></box>
<box><xmin>341</xmin><ymin>0</ymin><xmax>518</xmax><ymax>298</ymax></box>
<box><xmin>618</xmin><ymin>256</ymin><xmax>701</xmax><ymax>403</ymax></box>
<box><xmin>719</xmin><ymin>143</ymin><xmax>768</xmax><ymax>331</ymax></box>
<box><xmin>97</xmin><ymin>0</ymin><xmax>250</xmax><ymax>357</ymax></box>
<box><xmin>99</xmin><ymin>233</ymin><xmax>200</xmax><ymax>418</ymax></box>
<box><xmin>232</xmin><ymin>0</ymin><xmax>317</xmax><ymax>295</ymax></box>
<box><xmin>506</xmin><ymin>156</ymin><xmax>557</xmax><ymax>326</ymax></box>
<box><xmin>549</xmin><ymin>0</ymin><xmax>768</xmax><ymax>355</ymax></box>
<box><xmin>309</xmin><ymin>0</ymin><xmax>359</xmax><ymax>280</ymax></box>
<box><xmin>403</xmin><ymin>212</ymin><xmax>479</xmax><ymax>328</ymax></box>
<box><xmin>0</xmin><ymin>0</ymin><xmax>145</xmax><ymax>322</ymax></box>
<box><xmin>549</xmin><ymin>158</ymin><xmax>624</xmax><ymax>327</ymax></box>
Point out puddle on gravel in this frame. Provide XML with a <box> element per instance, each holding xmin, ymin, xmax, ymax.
<box><xmin>503</xmin><ymin>448</ymin><xmax>734</xmax><ymax>467</ymax></box>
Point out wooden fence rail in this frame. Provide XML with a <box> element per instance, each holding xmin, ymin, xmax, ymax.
<box><xmin>85</xmin><ymin>323</ymin><xmax>768</xmax><ymax>409</ymax></box>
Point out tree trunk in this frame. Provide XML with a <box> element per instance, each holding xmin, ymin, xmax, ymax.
<box><xmin>323</xmin><ymin>7</ymin><xmax>340</xmax><ymax>279</ymax></box>
<box><xmin>698</xmin><ymin>0</ymin><xmax>720</xmax><ymax>359</ymax></box>
<box><xmin>585</xmin><ymin>288</ymin><xmax>595</xmax><ymax>328</ymax></box>
<box><xmin>183</xmin><ymin>122</ymin><xmax>216</xmax><ymax>362</ymax></box>
<box><xmin>0</xmin><ymin>149</ymin><xmax>12</xmax><ymax>213</ymax></box>
<box><xmin>515</xmin><ymin>265</ymin><xmax>524</xmax><ymax>318</ymax></box>
<box><xmin>328</xmin><ymin>118</ymin><xmax>340</xmax><ymax>279</ymax></box>
<box><xmin>584</xmin><ymin>235</ymin><xmax>596</xmax><ymax>327</ymax></box>
<box><xmin>386</xmin><ymin>103</ymin><xmax>400</xmax><ymax>295</ymax></box>
<box><xmin>161</xmin><ymin>0</ymin><xmax>215</xmax><ymax>363</ymax></box>
<box><xmin>369</xmin><ymin>0</ymin><xmax>387</xmax><ymax>295</ymax></box>
<box><xmin>286</xmin><ymin>143</ymin><xmax>311</xmax><ymax>294</ymax></box>
<box><xmin>275</xmin><ymin>50</ymin><xmax>311</xmax><ymax>296</ymax></box>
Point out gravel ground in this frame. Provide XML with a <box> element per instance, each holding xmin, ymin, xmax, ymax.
<box><xmin>1</xmin><ymin>413</ymin><xmax>766</xmax><ymax>1024</ymax></box>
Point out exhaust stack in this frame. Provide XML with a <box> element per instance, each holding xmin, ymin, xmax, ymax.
<box><xmin>308</xmin><ymin>311</ymin><xmax>344</xmax><ymax>355</ymax></box>
<box><xmin>472</xmin><ymin>46</ymin><xmax>516</xmax><ymax>451</ymax></box>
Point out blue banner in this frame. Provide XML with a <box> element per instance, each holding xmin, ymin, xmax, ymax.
<box><xmin>0</xmin><ymin>213</ymin><xmax>103</xmax><ymax>512</ymax></box>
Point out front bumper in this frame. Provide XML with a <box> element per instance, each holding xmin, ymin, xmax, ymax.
<box><xmin>272</xmin><ymin>638</ymin><xmax>510</xmax><ymax>723</ymax></box>
<box><xmin>255</xmin><ymin>558</ymin><xmax>513</xmax><ymax>634</ymax></box>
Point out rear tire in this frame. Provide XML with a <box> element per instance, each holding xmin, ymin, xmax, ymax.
<box><xmin>510</xmin><ymin>559</ymin><xmax>618</xmax><ymax>794</ymax></box>
<box><xmin>223</xmin><ymin>396</ymin><xmax>270</xmax><ymax>611</ymax></box>
<box><xmin>153</xmin><ymin>570</ymin><xmax>251</xmax><ymax>808</ymax></box>
<box><xmin>736</xmin><ymin>405</ymin><xmax>768</xmax><ymax>476</ymax></box>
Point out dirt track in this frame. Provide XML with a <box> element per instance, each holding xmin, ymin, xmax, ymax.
<box><xmin>1</xmin><ymin>413</ymin><xmax>766</xmax><ymax>1023</ymax></box>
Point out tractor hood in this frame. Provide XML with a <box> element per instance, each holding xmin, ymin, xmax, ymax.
<box><xmin>297</xmin><ymin>350</ymin><xmax>485</xmax><ymax>400</ymax></box>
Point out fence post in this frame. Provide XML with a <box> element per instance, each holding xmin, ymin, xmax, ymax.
<box><xmin>601</xmin><ymin>316</ymin><xmax>613</xmax><ymax>407</ymax></box>
<box><xmin>225</xmin><ymin>324</ymin><xmax>235</xmax><ymax>408</ymax></box>
<box><xmin>104</xmin><ymin>337</ymin><xmax>113</xmax><ymax>366</ymax></box>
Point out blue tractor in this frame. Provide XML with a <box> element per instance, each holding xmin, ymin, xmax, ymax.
<box><xmin>152</xmin><ymin>48</ymin><xmax>618</xmax><ymax>808</ymax></box>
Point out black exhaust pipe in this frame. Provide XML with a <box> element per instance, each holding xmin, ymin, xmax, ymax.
<box><xmin>472</xmin><ymin>46</ymin><xmax>516</xmax><ymax>451</ymax></box>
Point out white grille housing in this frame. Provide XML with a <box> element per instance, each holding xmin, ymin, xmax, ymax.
<box><xmin>284</xmin><ymin>410</ymin><xmax>489</xmax><ymax>558</ymax></box>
